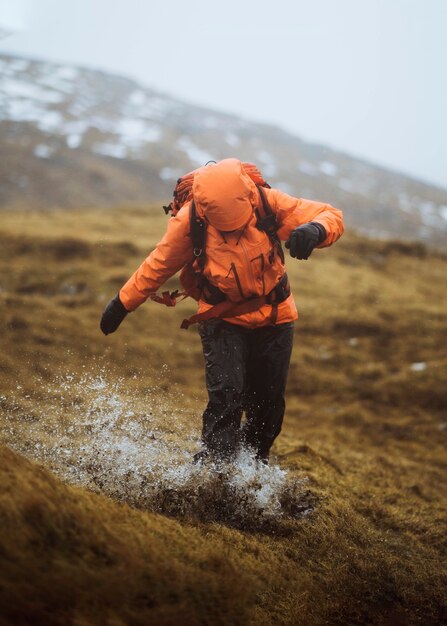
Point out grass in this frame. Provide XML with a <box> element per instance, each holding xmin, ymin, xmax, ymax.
<box><xmin>0</xmin><ymin>204</ymin><xmax>446</xmax><ymax>625</ymax></box>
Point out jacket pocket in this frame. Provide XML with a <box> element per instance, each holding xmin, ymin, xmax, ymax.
<box><xmin>225</xmin><ymin>262</ymin><xmax>246</xmax><ymax>299</ymax></box>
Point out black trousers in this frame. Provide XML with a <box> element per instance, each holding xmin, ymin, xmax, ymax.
<box><xmin>198</xmin><ymin>319</ymin><xmax>294</xmax><ymax>459</ymax></box>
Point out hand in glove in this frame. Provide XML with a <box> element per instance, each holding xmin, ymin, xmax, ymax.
<box><xmin>285</xmin><ymin>222</ymin><xmax>326</xmax><ymax>260</ymax></box>
<box><xmin>100</xmin><ymin>294</ymin><xmax>128</xmax><ymax>335</ymax></box>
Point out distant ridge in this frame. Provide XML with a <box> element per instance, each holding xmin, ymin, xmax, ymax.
<box><xmin>1</xmin><ymin>52</ymin><xmax>447</xmax><ymax>247</ymax></box>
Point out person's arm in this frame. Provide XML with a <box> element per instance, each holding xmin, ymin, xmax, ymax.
<box><xmin>119</xmin><ymin>204</ymin><xmax>193</xmax><ymax>311</ymax></box>
<box><xmin>265</xmin><ymin>188</ymin><xmax>344</xmax><ymax>252</ymax></box>
<box><xmin>100</xmin><ymin>205</ymin><xmax>193</xmax><ymax>334</ymax></box>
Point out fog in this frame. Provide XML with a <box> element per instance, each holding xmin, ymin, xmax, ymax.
<box><xmin>1</xmin><ymin>0</ymin><xmax>447</xmax><ymax>188</ymax></box>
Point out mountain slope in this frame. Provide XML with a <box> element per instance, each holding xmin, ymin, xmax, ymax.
<box><xmin>0</xmin><ymin>445</ymin><xmax>254</xmax><ymax>626</ymax></box>
<box><xmin>1</xmin><ymin>52</ymin><xmax>447</xmax><ymax>247</ymax></box>
<box><xmin>0</xmin><ymin>204</ymin><xmax>446</xmax><ymax>625</ymax></box>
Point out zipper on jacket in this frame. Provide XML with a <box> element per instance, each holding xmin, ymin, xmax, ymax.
<box><xmin>251</xmin><ymin>253</ymin><xmax>265</xmax><ymax>295</ymax></box>
<box><xmin>239</xmin><ymin>238</ymin><xmax>259</xmax><ymax>295</ymax></box>
<box><xmin>226</xmin><ymin>262</ymin><xmax>246</xmax><ymax>299</ymax></box>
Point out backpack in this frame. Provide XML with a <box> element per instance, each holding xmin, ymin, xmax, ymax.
<box><xmin>163</xmin><ymin>161</ymin><xmax>271</xmax><ymax>217</ymax></box>
<box><xmin>154</xmin><ymin>162</ymin><xmax>289</xmax><ymax>328</ymax></box>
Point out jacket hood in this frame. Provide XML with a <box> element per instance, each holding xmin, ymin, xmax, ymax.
<box><xmin>192</xmin><ymin>158</ymin><xmax>258</xmax><ymax>231</ymax></box>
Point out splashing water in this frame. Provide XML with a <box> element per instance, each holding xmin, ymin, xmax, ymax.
<box><xmin>2</xmin><ymin>370</ymin><xmax>316</xmax><ymax>530</ymax></box>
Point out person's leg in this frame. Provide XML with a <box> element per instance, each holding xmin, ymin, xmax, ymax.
<box><xmin>242</xmin><ymin>322</ymin><xmax>294</xmax><ymax>462</ymax></box>
<box><xmin>198</xmin><ymin>320</ymin><xmax>248</xmax><ymax>458</ymax></box>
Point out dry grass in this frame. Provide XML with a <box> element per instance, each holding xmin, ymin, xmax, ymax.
<box><xmin>0</xmin><ymin>204</ymin><xmax>446</xmax><ymax>625</ymax></box>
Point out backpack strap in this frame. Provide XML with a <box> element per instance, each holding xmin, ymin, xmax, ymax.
<box><xmin>191</xmin><ymin>187</ymin><xmax>279</xmax><ymax>267</ymax></box>
<box><xmin>187</xmin><ymin>199</ymin><xmax>209</xmax><ymax>299</ymax></box>
<box><xmin>190</xmin><ymin>200</ymin><xmax>206</xmax><ymax>268</ymax></box>
<box><xmin>181</xmin><ymin>296</ymin><xmax>268</xmax><ymax>329</ymax></box>
<box><xmin>255</xmin><ymin>186</ymin><xmax>285</xmax><ymax>263</ymax></box>
<box><xmin>156</xmin><ymin>187</ymin><xmax>288</xmax><ymax>324</ymax></box>
<box><xmin>180</xmin><ymin>273</ymin><xmax>290</xmax><ymax>329</ymax></box>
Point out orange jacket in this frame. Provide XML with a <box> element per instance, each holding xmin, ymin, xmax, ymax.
<box><xmin>120</xmin><ymin>159</ymin><xmax>344</xmax><ymax>328</ymax></box>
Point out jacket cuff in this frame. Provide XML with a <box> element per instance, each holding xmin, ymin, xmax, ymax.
<box><xmin>311</xmin><ymin>222</ymin><xmax>327</xmax><ymax>244</ymax></box>
<box><xmin>115</xmin><ymin>292</ymin><xmax>130</xmax><ymax>314</ymax></box>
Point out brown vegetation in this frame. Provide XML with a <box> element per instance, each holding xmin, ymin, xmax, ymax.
<box><xmin>0</xmin><ymin>205</ymin><xmax>446</xmax><ymax>625</ymax></box>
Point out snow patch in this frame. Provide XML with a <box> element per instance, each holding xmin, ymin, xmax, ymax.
<box><xmin>419</xmin><ymin>200</ymin><xmax>440</xmax><ymax>227</ymax></box>
<box><xmin>338</xmin><ymin>178</ymin><xmax>354</xmax><ymax>192</ymax></box>
<box><xmin>87</xmin><ymin>115</ymin><xmax>113</xmax><ymax>133</ymax></box>
<box><xmin>2</xmin><ymin>91</ymin><xmax>65</xmax><ymax>132</ymax></box>
<box><xmin>177</xmin><ymin>136</ymin><xmax>214</xmax><ymax>165</ymax></box>
<box><xmin>276</xmin><ymin>181</ymin><xmax>294</xmax><ymax>195</ymax></box>
<box><xmin>257</xmin><ymin>150</ymin><xmax>278</xmax><ymax>178</ymax></box>
<box><xmin>160</xmin><ymin>167</ymin><xmax>182</xmax><ymax>181</ymax></box>
<box><xmin>225</xmin><ymin>132</ymin><xmax>240</xmax><ymax>147</ymax></box>
<box><xmin>203</xmin><ymin>116</ymin><xmax>219</xmax><ymax>129</ymax></box>
<box><xmin>9</xmin><ymin>59</ymin><xmax>29</xmax><ymax>72</ymax></box>
<box><xmin>55</xmin><ymin>66</ymin><xmax>79</xmax><ymax>81</ymax></box>
<box><xmin>34</xmin><ymin>144</ymin><xmax>53</xmax><ymax>159</ymax></box>
<box><xmin>410</xmin><ymin>362</ymin><xmax>427</xmax><ymax>372</ymax></box>
<box><xmin>1</xmin><ymin>78</ymin><xmax>65</xmax><ymax>104</ymax></box>
<box><xmin>37</xmin><ymin>110</ymin><xmax>65</xmax><ymax>133</ymax></box>
<box><xmin>66</xmin><ymin>134</ymin><xmax>82</xmax><ymax>149</ymax></box>
<box><xmin>397</xmin><ymin>191</ymin><xmax>413</xmax><ymax>213</ymax></box>
<box><xmin>4</xmin><ymin>97</ymin><xmax>42</xmax><ymax>123</ymax></box>
<box><xmin>140</xmin><ymin>96</ymin><xmax>178</xmax><ymax>121</ymax></box>
<box><xmin>93</xmin><ymin>142</ymin><xmax>128</xmax><ymax>159</ymax></box>
<box><xmin>63</xmin><ymin>120</ymin><xmax>89</xmax><ymax>136</ymax></box>
<box><xmin>0</xmin><ymin>59</ymin><xmax>9</xmax><ymax>73</ymax></box>
<box><xmin>298</xmin><ymin>161</ymin><xmax>317</xmax><ymax>176</ymax></box>
<box><xmin>129</xmin><ymin>90</ymin><xmax>147</xmax><ymax>106</ymax></box>
<box><xmin>319</xmin><ymin>161</ymin><xmax>338</xmax><ymax>177</ymax></box>
<box><xmin>115</xmin><ymin>117</ymin><xmax>161</xmax><ymax>146</ymax></box>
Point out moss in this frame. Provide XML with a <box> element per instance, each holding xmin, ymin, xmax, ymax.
<box><xmin>0</xmin><ymin>206</ymin><xmax>446</xmax><ymax>625</ymax></box>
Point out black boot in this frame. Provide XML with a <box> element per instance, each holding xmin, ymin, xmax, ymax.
<box><xmin>193</xmin><ymin>446</ymin><xmax>236</xmax><ymax>467</ymax></box>
<box><xmin>193</xmin><ymin>449</ymin><xmax>210</xmax><ymax>465</ymax></box>
<box><xmin>255</xmin><ymin>444</ymin><xmax>270</xmax><ymax>465</ymax></box>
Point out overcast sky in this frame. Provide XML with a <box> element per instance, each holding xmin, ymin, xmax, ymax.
<box><xmin>1</xmin><ymin>0</ymin><xmax>447</xmax><ymax>189</ymax></box>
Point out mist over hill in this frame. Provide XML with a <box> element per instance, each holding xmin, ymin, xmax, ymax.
<box><xmin>1</xmin><ymin>52</ymin><xmax>447</xmax><ymax>247</ymax></box>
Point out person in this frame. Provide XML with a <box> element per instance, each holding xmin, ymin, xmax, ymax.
<box><xmin>100</xmin><ymin>158</ymin><xmax>344</xmax><ymax>464</ymax></box>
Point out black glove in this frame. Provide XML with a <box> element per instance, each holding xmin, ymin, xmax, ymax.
<box><xmin>100</xmin><ymin>294</ymin><xmax>128</xmax><ymax>335</ymax></box>
<box><xmin>285</xmin><ymin>222</ymin><xmax>326</xmax><ymax>260</ymax></box>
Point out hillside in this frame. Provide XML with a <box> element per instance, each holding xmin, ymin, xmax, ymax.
<box><xmin>0</xmin><ymin>205</ymin><xmax>446</xmax><ymax>625</ymax></box>
<box><xmin>1</xmin><ymin>52</ymin><xmax>447</xmax><ymax>247</ymax></box>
